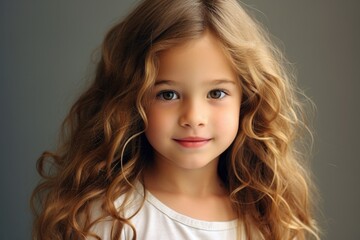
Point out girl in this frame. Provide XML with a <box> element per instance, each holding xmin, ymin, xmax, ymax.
<box><xmin>31</xmin><ymin>0</ymin><xmax>320</xmax><ymax>239</ymax></box>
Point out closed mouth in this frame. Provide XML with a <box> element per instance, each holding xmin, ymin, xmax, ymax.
<box><xmin>173</xmin><ymin>137</ymin><xmax>212</xmax><ymax>148</ymax></box>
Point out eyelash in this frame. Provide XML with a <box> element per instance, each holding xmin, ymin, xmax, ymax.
<box><xmin>208</xmin><ymin>89</ymin><xmax>228</xmax><ymax>99</ymax></box>
<box><xmin>156</xmin><ymin>89</ymin><xmax>228</xmax><ymax>101</ymax></box>
<box><xmin>156</xmin><ymin>90</ymin><xmax>180</xmax><ymax>100</ymax></box>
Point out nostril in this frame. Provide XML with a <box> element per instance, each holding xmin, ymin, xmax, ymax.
<box><xmin>179</xmin><ymin>116</ymin><xmax>206</xmax><ymax>128</ymax></box>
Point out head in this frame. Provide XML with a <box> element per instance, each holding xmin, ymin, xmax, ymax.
<box><xmin>98</xmin><ymin>0</ymin><xmax>280</xmax><ymax>167</ymax></box>
<box><xmin>99</xmin><ymin>0</ymin><xmax>291</xmax><ymax>192</ymax></box>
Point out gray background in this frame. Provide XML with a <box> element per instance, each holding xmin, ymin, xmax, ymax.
<box><xmin>1</xmin><ymin>0</ymin><xmax>359</xmax><ymax>239</ymax></box>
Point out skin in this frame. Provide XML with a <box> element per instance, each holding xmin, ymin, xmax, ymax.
<box><xmin>144</xmin><ymin>30</ymin><xmax>241</xmax><ymax>221</ymax></box>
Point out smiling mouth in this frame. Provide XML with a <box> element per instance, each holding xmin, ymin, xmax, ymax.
<box><xmin>173</xmin><ymin>137</ymin><xmax>212</xmax><ymax>148</ymax></box>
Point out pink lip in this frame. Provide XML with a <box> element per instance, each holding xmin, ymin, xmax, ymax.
<box><xmin>173</xmin><ymin>137</ymin><xmax>211</xmax><ymax>148</ymax></box>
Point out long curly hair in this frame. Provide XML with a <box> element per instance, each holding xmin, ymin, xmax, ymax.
<box><xmin>31</xmin><ymin>0</ymin><xmax>320</xmax><ymax>239</ymax></box>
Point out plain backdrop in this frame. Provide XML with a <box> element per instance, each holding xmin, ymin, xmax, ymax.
<box><xmin>1</xmin><ymin>0</ymin><xmax>359</xmax><ymax>239</ymax></box>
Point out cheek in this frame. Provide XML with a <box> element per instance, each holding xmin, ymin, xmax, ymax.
<box><xmin>212</xmin><ymin>106</ymin><xmax>240</xmax><ymax>137</ymax></box>
<box><xmin>147</xmin><ymin>107</ymin><xmax>170</xmax><ymax>128</ymax></box>
<box><xmin>145</xmin><ymin>110</ymin><xmax>160</xmax><ymax>148</ymax></box>
<box><xmin>145</xmin><ymin>106</ymin><xmax>174</xmax><ymax>139</ymax></box>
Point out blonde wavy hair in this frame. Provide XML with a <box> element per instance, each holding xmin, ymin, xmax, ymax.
<box><xmin>31</xmin><ymin>0</ymin><xmax>320</xmax><ymax>239</ymax></box>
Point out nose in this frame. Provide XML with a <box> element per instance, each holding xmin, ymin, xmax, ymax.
<box><xmin>178</xmin><ymin>99</ymin><xmax>207</xmax><ymax>128</ymax></box>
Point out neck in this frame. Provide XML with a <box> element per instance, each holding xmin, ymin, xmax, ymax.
<box><xmin>144</xmin><ymin>156</ymin><xmax>226</xmax><ymax>197</ymax></box>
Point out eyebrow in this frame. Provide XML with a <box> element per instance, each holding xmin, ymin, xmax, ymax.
<box><xmin>210</xmin><ymin>79</ymin><xmax>237</xmax><ymax>85</ymax></box>
<box><xmin>154</xmin><ymin>79</ymin><xmax>236</xmax><ymax>86</ymax></box>
<box><xmin>154</xmin><ymin>80</ymin><xmax>177</xmax><ymax>86</ymax></box>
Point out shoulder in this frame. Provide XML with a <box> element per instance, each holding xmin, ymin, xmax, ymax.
<box><xmin>86</xmin><ymin>183</ymin><xmax>145</xmax><ymax>240</ymax></box>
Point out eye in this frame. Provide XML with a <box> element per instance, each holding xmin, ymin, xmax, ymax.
<box><xmin>207</xmin><ymin>89</ymin><xmax>227</xmax><ymax>99</ymax></box>
<box><xmin>156</xmin><ymin>90</ymin><xmax>179</xmax><ymax>100</ymax></box>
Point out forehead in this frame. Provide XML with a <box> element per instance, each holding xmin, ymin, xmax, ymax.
<box><xmin>156</xmin><ymin>31</ymin><xmax>237</xmax><ymax>83</ymax></box>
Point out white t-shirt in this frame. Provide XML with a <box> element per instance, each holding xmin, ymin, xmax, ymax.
<box><xmin>89</xmin><ymin>182</ymin><xmax>244</xmax><ymax>239</ymax></box>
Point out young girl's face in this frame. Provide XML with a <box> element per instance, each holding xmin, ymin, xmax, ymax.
<box><xmin>145</xmin><ymin>31</ymin><xmax>241</xmax><ymax>170</ymax></box>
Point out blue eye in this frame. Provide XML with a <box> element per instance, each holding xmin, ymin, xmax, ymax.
<box><xmin>156</xmin><ymin>90</ymin><xmax>179</xmax><ymax>100</ymax></box>
<box><xmin>208</xmin><ymin>89</ymin><xmax>227</xmax><ymax>99</ymax></box>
